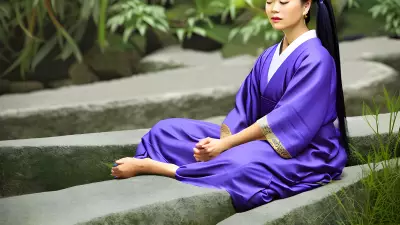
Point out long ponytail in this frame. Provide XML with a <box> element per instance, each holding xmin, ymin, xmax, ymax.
<box><xmin>306</xmin><ymin>0</ymin><xmax>350</xmax><ymax>156</ymax></box>
<box><xmin>319</xmin><ymin>0</ymin><xmax>350</xmax><ymax>155</ymax></box>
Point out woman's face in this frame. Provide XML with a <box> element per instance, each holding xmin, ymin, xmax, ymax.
<box><xmin>265</xmin><ymin>0</ymin><xmax>310</xmax><ymax>31</ymax></box>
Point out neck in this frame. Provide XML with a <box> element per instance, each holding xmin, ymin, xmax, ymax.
<box><xmin>283</xmin><ymin>22</ymin><xmax>309</xmax><ymax>45</ymax></box>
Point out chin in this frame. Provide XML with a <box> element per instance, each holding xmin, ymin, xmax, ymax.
<box><xmin>270</xmin><ymin>24</ymin><xmax>286</xmax><ymax>31</ymax></box>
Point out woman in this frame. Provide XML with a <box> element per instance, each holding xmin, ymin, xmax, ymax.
<box><xmin>112</xmin><ymin>0</ymin><xmax>349</xmax><ymax>212</ymax></box>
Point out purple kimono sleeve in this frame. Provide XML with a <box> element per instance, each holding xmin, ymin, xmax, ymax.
<box><xmin>256</xmin><ymin>54</ymin><xmax>334</xmax><ymax>159</ymax></box>
<box><xmin>221</xmin><ymin>50</ymin><xmax>270</xmax><ymax>138</ymax></box>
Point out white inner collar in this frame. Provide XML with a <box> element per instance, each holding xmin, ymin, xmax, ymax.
<box><xmin>267</xmin><ymin>30</ymin><xmax>317</xmax><ymax>82</ymax></box>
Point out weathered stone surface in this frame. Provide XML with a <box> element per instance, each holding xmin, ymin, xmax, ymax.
<box><xmin>69</xmin><ymin>62</ymin><xmax>99</xmax><ymax>85</ymax></box>
<box><xmin>0</xmin><ymin>176</ymin><xmax>235</xmax><ymax>225</ymax></box>
<box><xmin>341</xmin><ymin>60</ymin><xmax>399</xmax><ymax>116</ymax></box>
<box><xmin>48</xmin><ymin>79</ymin><xmax>74</xmax><ymax>89</ymax></box>
<box><xmin>339</xmin><ymin>37</ymin><xmax>400</xmax><ymax>61</ymax></box>
<box><xmin>140</xmin><ymin>45</ymin><xmax>255</xmax><ymax>67</ymax></box>
<box><xmin>0</xmin><ymin>37</ymin><xmax>399</xmax><ymax>140</ymax></box>
<box><xmin>0</xmin><ymin>63</ymin><xmax>253</xmax><ymax>140</ymax></box>
<box><xmin>0</xmin><ymin>113</ymin><xmax>398</xmax><ymax>198</ymax></box>
<box><xmin>8</xmin><ymin>81</ymin><xmax>44</xmax><ymax>93</ymax></box>
<box><xmin>83</xmin><ymin>46</ymin><xmax>141</xmax><ymax>80</ymax></box>
<box><xmin>217</xmin><ymin>159</ymin><xmax>400</xmax><ymax>225</ymax></box>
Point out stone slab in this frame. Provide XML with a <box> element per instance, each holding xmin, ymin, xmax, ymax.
<box><xmin>0</xmin><ymin>113</ymin><xmax>399</xmax><ymax>197</ymax></box>
<box><xmin>0</xmin><ymin>64</ymin><xmax>252</xmax><ymax>114</ymax></box>
<box><xmin>0</xmin><ymin>62</ymin><xmax>253</xmax><ymax>140</ymax></box>
<box><xmin>341</xmin><ymin>61</ymin><xmax>398</xmax><ymax>92</ymax></box>
<box><xmin>217</xmin><ymin>164</ymin><xmax>365</xmax><ymax>225</ymax></box>
<box><xmin>1</xmin><ymin>113</ymin><xmax>397</xmax><ymax>147</ymax></box>
<box><xmin>217</xmin><ymin>158</ymin><xmax>400</xmax><ymax>225</ymax></box>
<box><xmin>340</xmin><ymin>59</ymin><xmax>399</xmax><ymax>116</ymax></box>
<box><xmin>140</xmin><ymin>45</ymin><xmax>256</xmax><ymax>67</ymax></box>
<box><xmin>0</xmin><ymin>176</ymin><xmax>235</xmax><ymax>225</ymax></box>
<box><xmin>0</xmin><ymin>38</ymin><xmax>399</xmax><ymax>140</ymax></box>
<box><xmin>339</xmin><ymin>37</ymin><xmax>400</xmax><ymax>61</ymax></box>
<box><xmin>144</xmin><ymin>38</ymin><xmax>400</xmax><ymax>67</ymax></box>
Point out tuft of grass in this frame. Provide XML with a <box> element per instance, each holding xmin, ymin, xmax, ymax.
<box><xmin>332</xmin><ymin>86</ymin><xmax>400</xmax><ymax>225</ymax></box>
<box><xmin>102</xmin><ymin>162</ymin><xmax>114</xmax><ymax>169</ymax></box>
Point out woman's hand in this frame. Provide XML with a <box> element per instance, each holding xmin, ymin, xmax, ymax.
<box><xmin>193</xmin><ymin>137</ymin><xmax>231</xmax><ymax>162</ymax></box>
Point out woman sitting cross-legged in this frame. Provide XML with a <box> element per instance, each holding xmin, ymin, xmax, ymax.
<box><xmin>112</xmin><ymin>0</ymin><xmax>349</xmax><ymax>213</ymax></box>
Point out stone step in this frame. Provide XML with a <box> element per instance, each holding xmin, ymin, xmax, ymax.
<box><xmin>1</xmin><ymin>157</ymin><xmax>397</xmax><ymax>225</ymax></box>
<box><xmin>217</xmin><ymin>158</ymin><xmax>399</xmax><ymax>225</ymax></box>
<box><xmin>140</xmin><ymin>45</ymin><xmax>257</xmax><ymax>67</ymax></box>
<box><xmin>0</xmin><ymin>176</ymin><xmax>235</xmax><ymax>225</ymax></box>
<box><xmin>1</xmin><ymin>38</ymin><xmax>399</xmax><ymax>141</ymax></box>
<box><xmin>0</xmin><ymin>62</ymin><xmax>254</xmax><ymax>141</ymax></box>
<box><xmin>143</xmin><ymin>37</ymin><xmax>400</xmax><ymax>67</ymax></box>
<box><xmin>1</xmin><ymin>113</ymin><xmax>399</xmax><ymax>198</ymax></box>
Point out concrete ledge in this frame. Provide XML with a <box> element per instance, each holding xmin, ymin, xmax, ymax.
<box><xmin>0</xmin><ymin>128</ymin><xmax>152</xmax><ymax>196</ymax></box>
<box><xmin>0</xmin><ymin>113</ymin><xmax>399</xmax><ymax>198</ymax></box>
<box><xmin>0</xmin><ymin>63</ymin><xmax>252</xmax><ymax>141</ymax></box>
<box><xmin>1</xmin><ymin>38</ymin><xmax>399</xmax><ymax>141</ymax></box>
<box><xmin>0</xmin><ymin>176</ymin><xmax>235</xmax><ymax>225</ymax></box>
<box><xmin>217</xmin><ymin>158</ymin><xmax>400</xmax><ymax>225</ymax></box>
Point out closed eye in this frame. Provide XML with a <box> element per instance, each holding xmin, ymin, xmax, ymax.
<box><xmin>266</xmin><ymin>0</ymin><xmax>288</xmax><ymax>4</ymax></box>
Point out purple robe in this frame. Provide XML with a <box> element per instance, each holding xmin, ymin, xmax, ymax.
<box><xmin>134</xmin><ymin>36</ymin><xmax>347</xmax><ymax>212</ymax></box>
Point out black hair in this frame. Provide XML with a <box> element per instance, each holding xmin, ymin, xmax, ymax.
<box><xmin>303</xmin><ymin>0</ymin><xmax>350</xmax><ymax>157</ymax></box>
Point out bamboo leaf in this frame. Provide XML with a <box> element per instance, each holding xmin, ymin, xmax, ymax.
<box><xmin>31</xmin><ymin>35</ymin><xmax>57</xmax><ymax>70</ymax></box>
<box><xmin>98</xmin><ymin>0</ymin><xmax>109</xmax><ymax>51</ymax></box>
<box><xmin>45</xmin><ymin>0</ymin><xmax>82</xmax><ymax>62</ymax></box>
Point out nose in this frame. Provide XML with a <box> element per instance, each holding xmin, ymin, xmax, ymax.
<box><xmin>271</xmin><ymin>2</ymin><xmax>280</xmax><ymax>13</ymax></box>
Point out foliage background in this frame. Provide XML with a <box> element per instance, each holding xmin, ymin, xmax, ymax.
<box><xmin>0</xmin><ymin>0</ymin><xmax>398</xmax><ymax>84</ymax></box>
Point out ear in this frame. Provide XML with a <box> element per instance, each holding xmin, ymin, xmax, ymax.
<box><xmin>303</xmin><ymin>0</ymin><xmax>312</xmax><ymax>15</ymax></box>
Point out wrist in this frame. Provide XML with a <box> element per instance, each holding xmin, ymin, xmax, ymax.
<box><xmin>221</xmin><ymin>136</ymin><xmax>235</xmax><ymax>151</ymax></box>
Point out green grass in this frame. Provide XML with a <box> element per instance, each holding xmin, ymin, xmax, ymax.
<box><xmin>331</xmin><ymin>87</ymin><xmax>400</xmax><ymax>225</ymax></box>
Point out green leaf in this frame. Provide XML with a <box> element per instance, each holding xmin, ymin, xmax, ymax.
<box><xmin>98</xmin><ymin>0</ymin><xmax>109</xmax><ymax>51</ymax></box>
<box><xmin>229</xmin><ymin>4</ymin><xmax>236</xmax><ymax>19</ymax></box>
<box><xmin>244</xmin><ymin>0</ymin><xmax>254</xmax><ymax>7</ymax></box>
<box><xmin>138</xmin><ymin>23</ymin><xmax>147</xmax><ymax>36</ymax></box>
<box><xmin>142</xmin><ymin>15</ymin><xmax>155</xmax><ymax>27</ymax></box>
<box><xmin>192</xmin><ymin>26</ymin><xmax>206</xmax><ymax>36</ymax></box>
<box><xmin>204</xmin><ymin>24</ymin><xmax>232</xmax><ymax>43</ymax></box>
<box><xmin>123</xmin><ymin>26</ymin><xmax>134</xmax><ymax>42</ymax></box>
<box><xmin>228</xmin><ymin>28</ymin><xmax>239</xmax><ymax>41</ymax></box>
<box><xmin>188</xmin><ymin>17</ymin><xmax>196</xmax><ymax>27</ymax></box>
<box><xmin>80</xmin><ymin>0</ymin><xmax>95</xmax><ymax>20</ymax></box>
<box><xmin>176</xmin><ymin>28</ymin><xmax>185</xmax><ymax>42</ymax></box>
<box><xmin>31</xmin><ymin>36</ymin><xmax>57</xmax><ymax>70</ymax></box>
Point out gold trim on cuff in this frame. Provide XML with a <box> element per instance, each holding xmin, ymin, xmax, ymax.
<box><xmin>256</xmin><ymin>117</ymin><xmax>292</xmax><ymax>159</ymax></box>
<box><xmin>220</xmin><ymin>124</ymin><xmax>232</xmax><ymax>139</ymax></box>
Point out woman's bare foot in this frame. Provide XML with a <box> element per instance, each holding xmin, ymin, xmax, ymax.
<box><xmin>111</xmin><ymin>157</ymin><xmax>179</xmax><ymax>179</ymax></box>
<box><xmin>111</xmin><ymin>157</ymin><xmax>149</xmax><ymax>179</ymax></box>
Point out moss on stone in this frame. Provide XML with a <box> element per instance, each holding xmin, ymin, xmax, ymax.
<box><xmin>0</xmin><ymin>145</ymin><xmax>134</xmax><ymax>197</ymax></box>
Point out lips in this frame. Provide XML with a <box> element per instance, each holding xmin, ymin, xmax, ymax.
<box><xmin>271</xmin><ymin>17</ymin><xmax>282</xmax><ymax>22</ymax></box>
